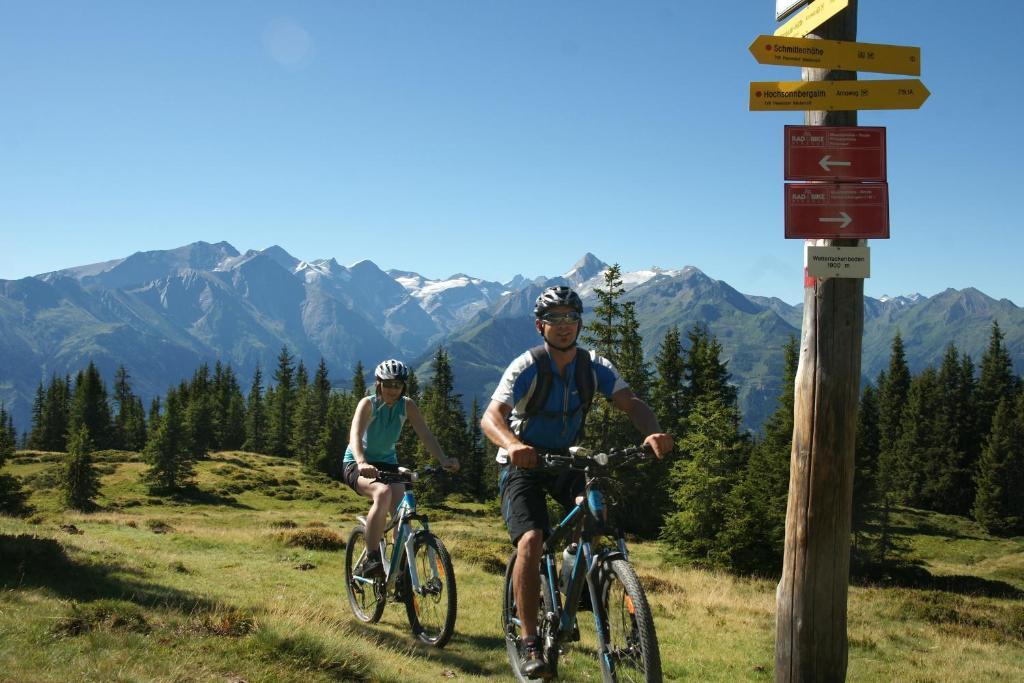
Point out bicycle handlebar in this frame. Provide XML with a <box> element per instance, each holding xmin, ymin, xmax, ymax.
<box><xmin>373</xmin><ymin>466</ymin><xmax>440</xmax><ymax>485</ymax></box>
<box><xmin>535</xmin><ymin>443</ymin><xmax>654</xmax><ymax>471</ymax></box>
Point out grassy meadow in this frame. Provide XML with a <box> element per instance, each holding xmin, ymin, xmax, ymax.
<box><xmin>1</xmin><ymin>450</ymin><xmax>1023</xmax><ymax>682</ymax></box>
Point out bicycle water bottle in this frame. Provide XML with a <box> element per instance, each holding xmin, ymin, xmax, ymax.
<box><xmin>559</xmin><ymin>542</ymin><xmax>578</xmax><ymax>594</ymax></box>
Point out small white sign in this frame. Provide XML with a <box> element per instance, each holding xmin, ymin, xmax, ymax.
<box><xmin>776</xmin><ymin>0</ymin><xmax>811</xmax><ymax>21</ymax></box>
<box><xmin>806</xmin><ymin>245</ymin><xmax>870</xmax><ymax>279</ymax></box>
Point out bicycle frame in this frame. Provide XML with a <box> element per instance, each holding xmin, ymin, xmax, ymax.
<box><xmin>354</xmin><ymin>484</ymin><xmax>442</xmax><ymax>596</ymax></box>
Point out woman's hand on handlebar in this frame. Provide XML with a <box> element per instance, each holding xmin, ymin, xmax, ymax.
<box><xmin>507</xmin><ymin>442</ymin><xmax>538</xmax><ymax>469</ymax></box>
<box><xmin>643</xmin><ymin>433</ymin><xmax>674</xmax><ymax>459</ymax></box>
<box><xmin>357</xmin><ymin>461</ymin><xmax>379</xmax><ymax>479</ymax></box>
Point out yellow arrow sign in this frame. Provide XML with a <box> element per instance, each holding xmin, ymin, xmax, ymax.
<box><xmin>750</xmin><ymin>79</ymin><xmax>930</xmax><ymax>111</ymax></box>
<box><xmin>749</xmin><ymin>35</ymin><xmax>921</xmax><ymax>76</ymax></box>
<box><xmin>775</xmin><ymin>0</ymin><xmax>848</xmax><ymax>38</ymax></box>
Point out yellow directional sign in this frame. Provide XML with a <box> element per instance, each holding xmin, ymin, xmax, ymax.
<box><xmin>775</xmin><ymin>0</ymin><xmax>848</xmax><ymax>39</ymax></box>
<box><xmin>749</xmin><ymin>79</ymin><xmax>930</xmax><ymax>111</ymax></box>
<box><xmin>749</xmin><ymin>35</ymin><xmax>920</xmax><ymax>76</ymax></box>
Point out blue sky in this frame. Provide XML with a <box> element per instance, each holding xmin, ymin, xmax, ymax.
<box><xmin>2</xmin><ymin>1</ymin><xmax>1022</xmax><ymax>305</ymax></box>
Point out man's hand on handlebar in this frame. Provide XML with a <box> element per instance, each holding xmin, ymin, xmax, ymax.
<box><xmin>643</xmin><ymin>433</ymin><xmax>674</xmax><ymax>459</ymax></box>
<box><xmin>507</xmin><ymin>442</ymin><xmax>538</xmax><ymax>469</ymax></box>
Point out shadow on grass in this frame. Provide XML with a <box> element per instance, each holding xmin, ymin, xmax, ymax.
<box><xmin>0</xmin><ymin>533</ymin><xmax>226</xmax><ymax>614</ymax></box>
<box><xmin>853</xmin><ymin>561</ymin><xmax>1024</xmax><ymax>599</ymax></box>
<box><xmin>208</xmin><ymin>454</ymin><xmax>255</xmax><ymax>469</ymax></box>
<box><xmin>153</xmin><ymin>484</ymin><xmax>253</xmax><ymax>509</ymax></box>
<box><xmin>349</xmin><ymin>619</ymin><xmax>509</xmax><ymax>677</ymax></box>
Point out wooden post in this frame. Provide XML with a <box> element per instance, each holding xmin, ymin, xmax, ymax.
<box><xmin>775</xmin><ymin>2</ymin><xmax>862</xmax><ymax>681</ymax></box>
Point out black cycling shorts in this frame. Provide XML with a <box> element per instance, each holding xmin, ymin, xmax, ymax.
<box><xmin>342</xmin><ymin>461</ymin><xmax>405</xmax><ymax>493</ymax></box>
<box><xmin>498</xmin><ymin>463</ymin><xmax>585</xmax><ymax>546</ymax></box>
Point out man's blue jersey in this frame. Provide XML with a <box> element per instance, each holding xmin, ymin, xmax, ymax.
<box><xmin>491</xmin><ymin>347</ymin><xmax>628</xmax><ymax>463</ymax></box>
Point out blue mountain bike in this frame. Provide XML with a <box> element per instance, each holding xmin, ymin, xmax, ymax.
<box><xmin>344</xmin><ymin>466</ymin><xmax>457</xmax><ymax>647</ymax></box>
<box><xmin>502</xmin><ymin>444</ymin><xmax>662</xmax><ymax>682</ymax></box>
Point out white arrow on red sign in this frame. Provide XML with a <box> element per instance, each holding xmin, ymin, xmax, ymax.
<box><xmin>818</xmin><ymin>155</ymin><xmax>852</xmax><ymax>172</ymax></box>
<box><xmin>818</xmin><ymin>212</ymin><xmax>852</xmax><ymax>229</ymax></box>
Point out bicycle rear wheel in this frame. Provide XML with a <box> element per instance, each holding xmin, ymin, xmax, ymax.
<box><xmin>502</xmin><ymin>550</ymin><xmax>560</xmax><ymax>681</ymax></box>
<box><xmin>344</xmin><ymin>524</ymin><xmax>385</xmax><ymax>624</ymax></box>
<box><xmin>403</xmin><ymin>532</ymin><xmax>457</xmax><ymax>647</ymax></box>
<box><xmin>598</xmin><ymin>558</ymin><xmax>661</xmax><ymax>682</ymax></box>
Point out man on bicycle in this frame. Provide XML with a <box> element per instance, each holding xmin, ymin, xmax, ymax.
<box><xmin>481</xmin><ymin>285</ymin><xmax>673</xmax><ymax>679</ymax></box>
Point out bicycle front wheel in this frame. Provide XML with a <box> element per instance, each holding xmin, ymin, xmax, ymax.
<box><xmin>403</xmin><ymin>532</ymin><xmax>457</xmax><ymax>647</ymax></box>
<box><xmin>344</xmin><ymin>524</ymin><xmax>385</xmax><ymax>624</ymax></box>
<box><xmin>598</xmin><ymin>558</ymin><xmax>661</xmax><ymax>682</ymax></box>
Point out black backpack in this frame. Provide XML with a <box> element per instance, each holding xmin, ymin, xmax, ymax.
<box><xmin>517</xmin><ymin>345</ymin><xmax>597</xmax><ymax>443</ymax></box>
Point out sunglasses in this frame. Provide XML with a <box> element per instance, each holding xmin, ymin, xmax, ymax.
<box><xmin>540</xmin><ymin>311</ymin><xmax>582</xmax><ymax>325</ymax></box>
<box><xmin>380</xmin><ymin>379</ymin><xmax>405</xmax><ymax>389</ymax></box>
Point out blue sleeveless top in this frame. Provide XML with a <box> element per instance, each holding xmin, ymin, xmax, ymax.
<box><xmin>343</xmin><ymin>395</ymin><xmax>407</xmax><ymax>465</ymax></box>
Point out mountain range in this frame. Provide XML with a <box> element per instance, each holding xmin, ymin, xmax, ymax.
<box><xmin>2</xmin><ymin>241</ymin><xmax>1022</xmax><ymax>434</ymax></box>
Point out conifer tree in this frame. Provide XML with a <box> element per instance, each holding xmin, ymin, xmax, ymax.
<box><xmin>976</xmin><ymin>321</ymin><xmax>1017</xmax><ymax>447</ymax></box>
<box><xmin>27</xmin><ymin>382</ymin><xmax>45</xmax><ymax>450</ymax></box>
<box><xmin>851</xmin><ymin>384</ymin><xmax>881</xmax><ymax>558</ymax></box>
<box><xmin>313</xmin><ymin>392</ymin><xmax>351</xmax><ymax>477</ymax></box>
<box><xmin>463</xmin><ymin>398</ymin><xmax>490</xmax><ymax>501</ymax></box>
<box><xmin>889</xmin><ymin>368</ymin><xmax>948</xmax><ymax>508</ymax></box>
<box><xmin>932</xmin><ymin>344</ymin><xmax>977</xmax><ymax>514</ymax></box>
<box><xmin>661</xmin><ymin>395</ymin><xmax>748</xmax><ymax>565</ymax></box>
<box><xmin>972</xmin><ymin>397</ymin><xmax>1024</xmax><ymax>534</ymax></box>
<box><xmin>291</xmin><ymin>384</ymin><xmax>318</xmax><ymax>466</ymax></box>
<box><xmin>62</xmin><ymin>425</ymin><xmax>100</xmax><ymax>510</ymax></box>
<box><xmin>69</xmin><ymin>362</ymin><xmax>113</xmax><ymax>450</ymax></box>
<box><xmin>148</xmin><ymin>395</ymin><xmax>162</xmax><ymax>438</ymax></box>
<box><xmin>268</xmin><ymin>346</ymin><xmax>296</xmax><ymax>457</ymax></box>
<box><xmin>351</xmin><ymin>361</ymin><xmax>367</xmax><ymax>400</ymax></box>
<box><xmin>34</xmin><ymin>375</ymin><xmax>71</xmax><ymax>452</ymax></box>
<box><xmin>684</xmin><ymin>324</ymin><xmax>737</xmax><ymax>410</ymax></box>
<box><xmin>716</xmin><ymin>337</ymin><xmax>798</xmax><ymax>575</ymax></box>
<box><xmin>183</xmin><ymin>364</ymin><xmax>213</xmax><ymax>460</ymax></box>
<box><xmin>243</xmin><ymin>365</ymin><xmax>267</xmax><ymax>453</ymax></box>
<box><xmin>112</xmin><ymin>365</ymin><xmax>147</xmax><ymax>451</ymax></box>
<box><xmin>144</xmin><ymin>388</ymin><xmax>193</xmax><ymax>491</ymax></box>
<box><xmin>651</xmin><ymin>325</ymin><xmax>687</xmax><ymax>439</ymax></box>
<box><xmin>417</xmin><ymin>347</ymin><xmax>468</xmax><ymax>501</ymax></box>
<box><xmin>581</xmin><ymin>264</ymin><xmax>624</xmax><ymax>448</ymax></box>
<box><xmin>0</xmin><ymin>403</ymin><xmax>30</xmax><ymax>514</ymax></box>
<box><xmin>876</xmin><ymin>332</ymin><xmax>911</xmax><ymax>552</ymax></box>
<box><xmin>216</xmin><ymin>364</ymin><xmax>246</xmax><ymax>451</ymax></box>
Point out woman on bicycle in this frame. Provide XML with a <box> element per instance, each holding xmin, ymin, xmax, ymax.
<box><xmin>343</xmin><ymin>359</ymin><xmax>459</xmax><ymax>578</ymax></box>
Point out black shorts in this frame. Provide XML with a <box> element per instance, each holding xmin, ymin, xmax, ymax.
<box><xmin>342</xmin><ymin>461</ymin><xmax>405</xmax><ymax>493</ymax></box>
<box><xmin>498</xmin><ymin>464</ymin><xmax>585</xmax><ymax>546</ymax></box>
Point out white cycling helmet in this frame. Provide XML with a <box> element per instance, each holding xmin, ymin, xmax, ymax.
<box><xmin>375</xmin><ymin>359</ymin><xmax>409</xmax><ymax>381</ymax></box>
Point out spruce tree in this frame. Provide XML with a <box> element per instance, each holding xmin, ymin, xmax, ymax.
<box><xmin>889</xmin><ymin>368</ymin><xmax>947</xmax><ymax>508</ymax></box>
<box><xmin>62</xmin><ymin>425</ymin><xmax>100</xmax><ymax>510</ymax></box>
<box><xmin>972</xmin><ymin>398</ymin><xmax>1022</xmax><ymax>534</ymax></box>
<box><xmin>144</xmin><ymin>389</ymin><xmax>194</xmax><ymax>491</ymax></box>
<box><xmin>268</xmin><ymin>347</ymin><xmax>296</xmax><ymax>457</ymax></box>
<box><xmin>351</xmin><ymin>361</ymin><xmax>367</xmax><ymax>400</ymax></box>
<box><xmin>417</xmin><ymin>347</ymin><xmax>468</xmax><ymax>501</ymax></box>
<box><xmin>716</xmin><ymin>337</ymin><xmax>798</xmax><ymax>575</ymax></box>
<box><xmin>243</xmin><ymin>365</ymin><xmax>267</xmax><ymax>453</ymax></box>
<box><xmin>933</xmin><ymin>344</ymin><xmax>977</xmax><ymax>514</ymax></box>
<box><xmin>661</xmin><ymin>395</ymin><xmax>748</xmax><ymax>566</ymax></box>
<box><xmin>28</xmin><ymin>382</ymin><xmax>45</xmax><ymax>450</ymax></box>
<box><xmin>184</xmin><ymin>364</ymin><xmax>213</xmax><ymax>460</ymax></box>
<box><xmin>0</xmin><ymin>403</ymin><xmax>30</xmax><ymax>514</ymax></box>
<box><xmin>651</xmin><ymin>325</ymin><xmax>686</xmax><ymax>439</ymax></box>
<box><xmin>976</xmin><ymin>321</ymin><xmax>1017</xmax><ymax>447</ymax></box>
<box><xmin>69</xmin><ymin>362</ymin><xmax>113</xmax><ymax>450</ymax></box>
<box><xmin>581</xmin><ymin>264</ymin><xmax>625</xmax><ymax>448</ymax></box>
<box><xmin>851</xmin><ymin>384</ymin><xmax>881</xmax><ymax>561</ymax></box>
<box><xmin>112</xmin><ymin>365</ymin><xmax>147</xmax><ymax>451</ymax></box>
<box><xmin>314</xmin><ymin>392</ymin><xmax>350</xmax><ymax>477</ymax></box>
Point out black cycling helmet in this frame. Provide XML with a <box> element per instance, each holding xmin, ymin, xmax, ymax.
<box><xmin>534</xmin><ymin>285</ymin><xmax>583</xmax><ymax>318</ymax></box>
<box><xmin>374</xmin><ymin>359</ymin><xmax>409</xmax><ymax>381</ymax></box>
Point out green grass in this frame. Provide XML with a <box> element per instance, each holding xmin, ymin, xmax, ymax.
<box><xmin>2</xmin><ymin>451</ymin><xmax>1023</xmax><ymax>681</ymax></box>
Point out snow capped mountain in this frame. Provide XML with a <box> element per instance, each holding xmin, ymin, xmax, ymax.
<box><xmin>389</xmin><ymin>270</ymin><xmax>509</xmax><ymax>329</ymax></box>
